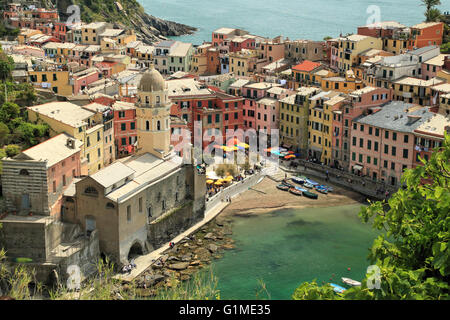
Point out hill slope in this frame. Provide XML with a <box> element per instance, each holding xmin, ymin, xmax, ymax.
<box><xmin>49</xmin><ymin>0</ymin><xmax>197</xmax><ymax>43</ymax></box>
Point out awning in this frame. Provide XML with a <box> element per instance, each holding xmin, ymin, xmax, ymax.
<box><xmin>353</xmin><ymin>164</ymin><xmax>363</xmax><ymax>171</ymax></box>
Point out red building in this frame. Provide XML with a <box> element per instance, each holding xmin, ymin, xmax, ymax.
<box><xmin>112</xmin><ymin>101</ymin><xmax>137</xmax><ymax>157</ymax></box>
<box><xmin>410</xmin><ymin>22</ymin><xmax>444</xmax><ymax>49</ymax></box>
<box><xmin>167</xmin><ymin>78</ymin><xmax>244</xmax><ymax>148</ymax></box>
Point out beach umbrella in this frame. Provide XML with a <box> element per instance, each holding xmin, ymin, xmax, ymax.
<box><xmin>238</xmin><ymin>142</ymin><xmax>249</xmax><ymax>148</ymax></box>
<box><xmin>288</xmin><ymin>151</ymin><xmax>295</xmax><ymax>154</ymax></box>
<box><xmin>214</xmin><ymin>181</ymin><xmax>223</xmax><ymax>185</ymax></box>
<box><xmin>206</xmin><ymin>180</ymin><xmax>214</xmax><ymax>184</ymax></box>
<box><xmin>225</xmin><ymin>176</ymin><xmax>233</xmax><ymax>181</ymax></box>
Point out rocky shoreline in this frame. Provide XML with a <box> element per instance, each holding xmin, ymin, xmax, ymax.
<box><xmin>130</xmin><ymin>216</ymin><xmax>235</xmax><ymax>297</ymax></box>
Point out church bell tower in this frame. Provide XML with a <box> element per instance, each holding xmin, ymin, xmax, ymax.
<box><xmin>136</xmin><ymin>64</ymin><xmax>172</xmax><ymax>159</ymax></box>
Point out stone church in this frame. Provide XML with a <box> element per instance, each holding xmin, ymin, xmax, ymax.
<box><xmin>63</xmin><ymin>65</ymin><xmax>206</xmax><ymax>264</ymax></box>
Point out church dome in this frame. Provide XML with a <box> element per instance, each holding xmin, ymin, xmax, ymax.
<box><xmin>138</xmin><ymin>64</ymin><xmax>165</xmax><ymax>92</ymax></box>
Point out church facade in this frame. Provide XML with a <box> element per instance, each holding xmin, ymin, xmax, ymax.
<box><xmin>63</xmin><ymin>65</ymin><xmax>206</xmax><ymax>264</ymax></box>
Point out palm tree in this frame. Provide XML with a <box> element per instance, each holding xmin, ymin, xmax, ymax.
<box><xmin>425</xmin><ymin>8</ymin><xmax>443</xmax><ymax>22</ymax></box>
<box><xmin>421</xmin><ymin>0</ymin><xmax>442</xmax><ymax>21</ymax></box>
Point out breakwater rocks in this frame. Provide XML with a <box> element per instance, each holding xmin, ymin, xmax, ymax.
<box><xmin>133</xmin><ymin>217</ymin><xmax>235</xmax><ymax>296</ymax></box>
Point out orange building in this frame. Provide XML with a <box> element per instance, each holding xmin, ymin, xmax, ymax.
<box><xmin>409</xmin><ymin>22</ymin><xmax>444</xmax><ymax>49</ymax></box>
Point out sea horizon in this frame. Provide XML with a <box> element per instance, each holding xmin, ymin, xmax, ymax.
<box><xmin>140</xmin><ymin>0</ymin><xmax>450</xmax><ymax>45</ymax></box>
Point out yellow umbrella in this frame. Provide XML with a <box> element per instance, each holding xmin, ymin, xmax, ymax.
<box><xmin>214</xmin><ymin>181</ymin><xmax>223</xmax><ymax>185</ymax></box>
<box><xmin>206</xmin><ymin>180</ymin><xmax>214</xmax><ymax>184</ymax></box>
<box><xmin>238</xmin><ymin>142</ymin><xmax>249</xmax><ymax>148</ymax></box>
<box><xmin>225</xmin><ymin>176</ymin><xmax>233</xmax><ymax>181</ymax></box>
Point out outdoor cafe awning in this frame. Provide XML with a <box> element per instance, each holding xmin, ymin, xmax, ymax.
<box><xmin>353</xmin><ymin>164</ymin><xmax>363</xmax><ymax>171</ymax></box>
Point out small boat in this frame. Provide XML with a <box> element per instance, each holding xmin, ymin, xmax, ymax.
<box><xmin>276</xmin><ymin>184</ymin><xmax>290</xmax><ymax>191</ymax></box>
<box><xmin>302</xmin><ymin>191</ymin><xmax>318</xmax><ymax>199</ymax></box>
<box><xmin>305</xmin><ymin>178</ymin><xmax>319</xmax><ymax>186</ymax></box>
<box><xmin>281</xmin><ymin>179</ymin><xmax>294</xmax><ymax>188</ymax></box>
<box><xmin>304</xmin><ymin>182</ymin><xmax>314</xmax><ymax>189</ymax></box>
<box><xmin>289</xmin><ymin>187</ymin><xmax>303</xmax><ymax>196</ymax></box>
<box><xmin>318</xmin><ymin>185</ymin><xmax>333</xmax><ymax>192</ymax></box>
<box><xmin>341</xmin><ymin>277</ymin><xmax>361</xmax><ymax>287</ymax></box>
<box><xmin>330</xmin><ymin>283</ymin><xmax>346</xmax><ymax>294</ymax></box>
<box><xmin>291</xmin><ymin>176</ymin><xmax>305</xmax><ymax>185</ymax></box>
<box><xmin>295</xmin><ymin>186</ymin><xmax>307</xmax><ymax>193</ymax></box>
<box><xmin>315</xmin><ymin>186</ymin><xmax>328</xmax><ymax>194</ymax></box>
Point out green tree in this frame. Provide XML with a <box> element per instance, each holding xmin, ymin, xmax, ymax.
<box><xmin>0</xmin><ymin>102</ymin><xmax>20</xmax><ymax>124</ymax></box>
<box><xmin>292</xmin><ymin>133</ymin><xmax>450</xmax><ymax>300</ymax></box>
<box><xmin>421</xmin><ymin>0</ymin><xmax>442</xmax><ymax>22</ymax></box>
<box><xmin>0</xmin><ymin>52</ymin><xmax>14</xmax><ymax>81</ymax></box>
<box><xmin>0</xmin><ymin>122</ymin><xmax>10</xmax><ymax>145</ymax></box>
<box><xmin>4</xmin><ymin>144</ymin><xmax>20</xmax><ymax>157</ymax></box>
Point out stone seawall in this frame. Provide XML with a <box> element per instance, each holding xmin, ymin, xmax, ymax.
<box><xmin>147</xmin><ymin>200</ymin><xmax>203</xmax><ymax>251</ymax></box>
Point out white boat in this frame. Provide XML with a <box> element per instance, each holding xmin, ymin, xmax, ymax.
<box><xmin>341</xmin><ymin>277</ymin><xmax>361</xmax><ymax>287</ymax></box>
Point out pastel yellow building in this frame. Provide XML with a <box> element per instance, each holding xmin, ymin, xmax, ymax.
<box><xmin>392</xmin><ymin>77</ymin><xmax>444</xmax><ymax>106</ymax></box>
<box><xmin>321</xmin><ymin>70</ymin><xmax>364</xmax><ymax>93</ymax></box>
<box><xmin>308</xmin><ymin>91</ymin><xmax>343</xmax><ymax>165</ymax></box>
<box><xmin>279</xmin><ymin>87</ymin><xmax>320</xmax><ymax>154</ymax></box>
<box><xmin>337</xmin><ymin>34</ymin><xmax>383</xmax><ymax>72</ymax></box>
<box><xmin>229</xmin><ymin>49</ymin><xmax>258</xmax><ymax>76</ymax></box>
<box><xmin>439</xmin><ymin>93</ymin><xmax>450</xmax><ymax>116</ymax></box>
<box><xmin>81</xmin><ymin>22</ymin><xmax>108</xmax><ymax>45</ymax></box>
<box><xmin>28</xmin><ymin>70</ymin><xmax>73</xmax><ymax>96</ymax></box>
<box><xmin>27</xmin><ymin>102</ymin><xmax>105</xmax><ymax>175</ymax></box>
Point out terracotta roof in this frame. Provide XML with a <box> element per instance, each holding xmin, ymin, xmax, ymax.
<box><xmin>292</xmin><ymin>60</ymin><xmax>321</xmax><ymax>72</ymax></box>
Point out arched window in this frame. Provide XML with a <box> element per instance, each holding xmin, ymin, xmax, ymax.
<box><xmin>157</xmin><ymin>120</ymin><xmax>161</xmax><ymax>131</ymax></box>
<box><xmin>106</xmin><ymin>202</ymin><xmax>115</xmax><ymax>209</ymax></box>
<box><xmin>19</xmin><ymin>169</ymin><xmax>30</xmax><ymax>176</ymax></box>
<box><xmin>84</xmin><ymin>186</ymin><xmax>98</xmax><ymax>197</ymax></box>
<box><xmin>146</xmin><ymin>120</ymin><xmax>150</xmax><ymax>131</ymax></box>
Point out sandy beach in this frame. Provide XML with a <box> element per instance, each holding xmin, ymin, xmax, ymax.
<box><xmin>218</xmin><ymin>173</ymin><xmax>367</xmax><ymax>217</ymax></box>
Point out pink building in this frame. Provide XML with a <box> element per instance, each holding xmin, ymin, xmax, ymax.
<box><xmin>350</xmin><ymin>101</ymin><xmax>434</xmax><ymax>185</ymax></box>
<box><xmin>242</xmin><ymin>82</ymin><xmax>279</xmax><ymax>130</ymax></box>
<box><xmin>332</xmin><ymin>86</ymin><xmax>392</xmax><ymax>170</ymax></box>
<box><xmin>72</xmin><ymin>67</ymin><xmax>101</xmax><ymax>94</ymax></box>
<box><xmin>421</xmin><ymin>54</ymin><xmax>449</xmax><ymax>80</ymax></box>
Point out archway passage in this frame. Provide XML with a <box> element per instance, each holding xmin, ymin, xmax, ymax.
<box><xmin>128</xmin><ymin>242</ymin><xmax>143</xmax><ymax>261</ymax></box>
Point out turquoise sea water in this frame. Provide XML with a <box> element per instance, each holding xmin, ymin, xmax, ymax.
<box><xmin>140</xmin><ymin>0</ymin><xmax>450</xmax><ymax>45</ymax></box>
<box><xmin>206</xmin><ymin>204</ymin><xmax>379</xmax><ymax>300</ymax></box>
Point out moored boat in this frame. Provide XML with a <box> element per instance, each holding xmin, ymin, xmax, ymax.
<box><xmin>289</xmin><ymin>187</ymin><xmax>303</xmax><ymax>196</ymax></box>
<box><xmin>315</xmin><ymin>186</ymin><xmax>328</xmax><ymax>194</ymax></box>
<box><xmin>305</xmin><ymin>178</ymin><xmax>319</xmax><ymax>186</ymax></box>
<box><xmin>295</xmin><ymin>186</ymin><xmax>307</xmax><ymax>193</ymax></box>
<box><xmin>330</xmin><ymin>283</ymin><xmax>346</xmax><ymax>294</ymax></box>
<box><xmin>276</xmin><ymin>184</ymin><xmax>290</xmax><ymax>191</ymax></box>
<box><xmin>281</xmin><ymin>179</ymin><xmax>294</xmax><ymax>188</ymax></box>
<box><xmin>341</xmin><ymin>277</ymin><xmax>361</xmax><ymax>287</ymax></box>
<box><xmin>291</xmin><ymin>176</ymin><xmax>305</xmax><ymax>185</ymax></box>
<box><xmin>302</xmin><ymin>190</ymin><xmax>318</xmax><ymax>199</ymax></box>
<box><xmin>304</xmin><ymin>182</ymin><xmax>314</xmax><ymax>189</ymax></box>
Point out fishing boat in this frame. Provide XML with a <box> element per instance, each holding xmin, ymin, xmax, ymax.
<box><xmin>330</xmin><ymin>283</ymin><xmax>346</xmax><ymax>294</ymax></box>
<box><xmin>318</xmin><ymin>185</ymin><xmax>333</xmax><ymax>192</ymax></box>
<box><xmin>276</xmin><ymin>184</ymin><xmax>290</xmax><ymax>191</ymax></box>
<box><xmin>302</xmin><ymin>190</ymin><xmax>318</xmax><ymax>199</ymax></box>
<box><xmin>295</xmin><ymin>186</ymin><xmax>308</xmax><ymax>193</ymax></box>
<box><xmin>315</xmin><ymin>186</ymin><xmax>328</xmax><ymax>194</ymax></box>
<box><xmin>281</xmin><ymin>179</ymin><xmax>294</xmax><ymax>188</ymax></box>
<box><xmin>341</xmin><ymin>277</ymin><xmax>361</xmax><ymax>287</ymax></box>
<box><xmin>304</xmin><ymin>182</ymin><xmax>314</xmax><ymax>189</ymax></box>
<box><xmin>305</xmin><ymin>178</ymin><xmax>319</xmax><ymax>186</ymax></box>
<box><xmin>291</xmin><ymin>176</ymin><xmax>305</xmax><ymax>185</ymax></box>
<box><xmin>289</xmin><ymin>187</ymin><xmax>303</xmax><ymax>196</ymax></box>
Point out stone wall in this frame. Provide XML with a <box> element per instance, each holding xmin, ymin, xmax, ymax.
<box><xmin>147</xmin><ymin>200</ymin><xmax>202</xmax><ymax>250</ymax></box>
<box><xmin>0</xmin><ymin>219</ymin><xmax>48</xmax><ymax>262</ymax></box>
<box><xmin>1</xmin><ymin>160</ymin><xmax>49</xmax><ymax>215</ymax></box>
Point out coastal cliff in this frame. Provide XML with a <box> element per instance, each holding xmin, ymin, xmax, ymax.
<box><xmin>47</xmin><ymin>0</ymin><xmax>197</xmax><ymax>43</ymax></box>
